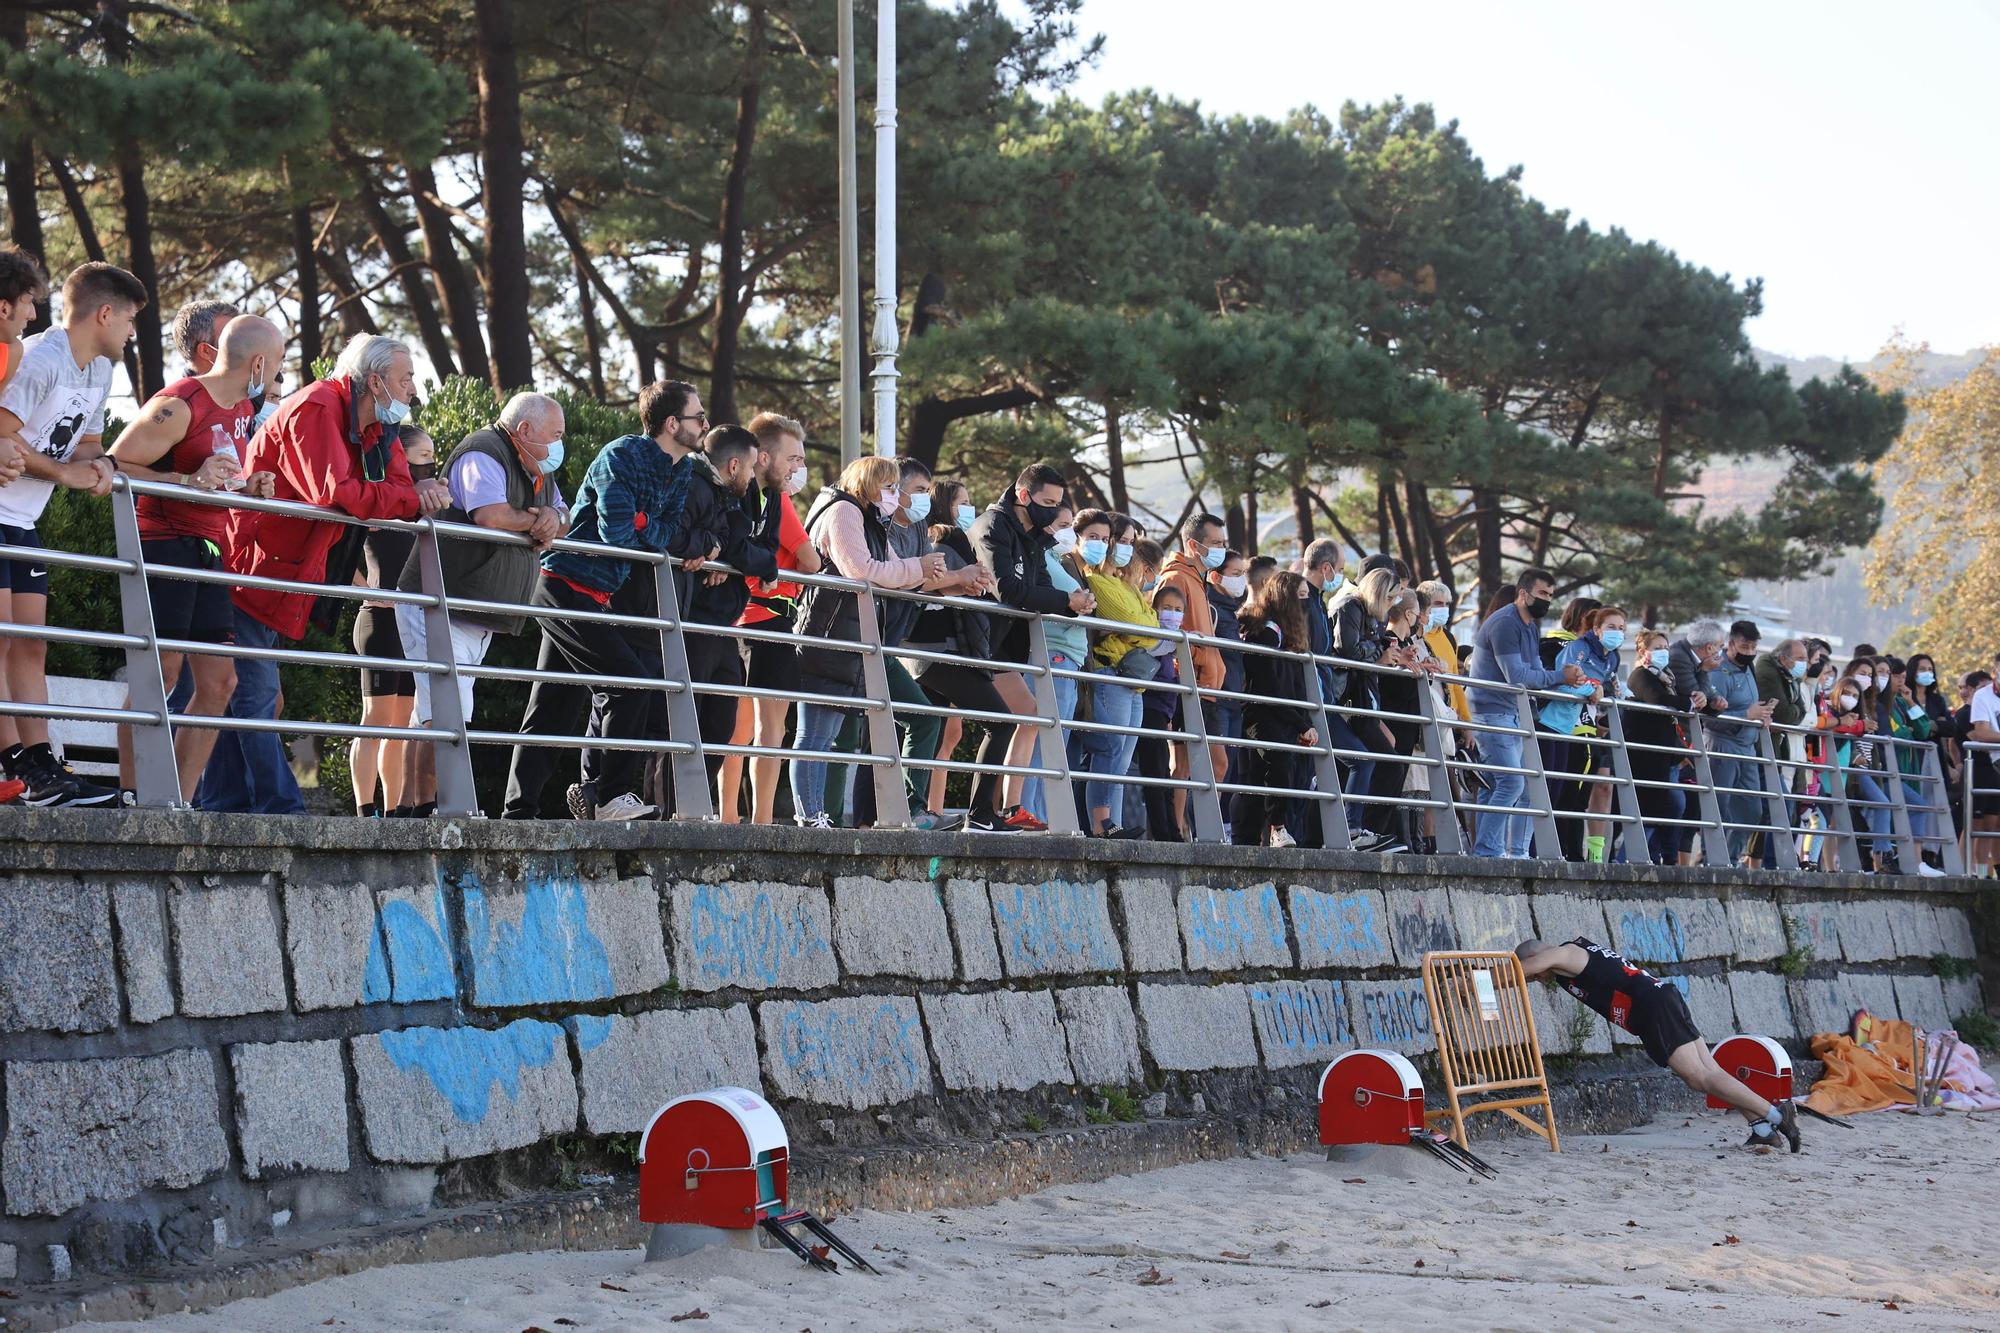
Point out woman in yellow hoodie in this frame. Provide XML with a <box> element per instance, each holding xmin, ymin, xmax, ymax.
<box><xmin>1077</xmin><ymin>537</ymin><xmax>1164</xmax><ymax>837</ymax></box>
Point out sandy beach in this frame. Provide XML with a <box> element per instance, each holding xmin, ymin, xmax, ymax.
<box><xmin>76</xmin><ymin>1109</ymin><xmax>1999</xmax><ymax>1332</ymax></box>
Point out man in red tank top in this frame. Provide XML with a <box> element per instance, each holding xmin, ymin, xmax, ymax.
<box><xmin>108</xmin><ymin>314</ymin><xmax>283</xmax><ymax>801</ymax></box>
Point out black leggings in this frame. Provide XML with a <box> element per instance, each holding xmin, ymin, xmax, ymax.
<box><xmin>912</xmin><ymin>662</ymin><xmax>1017</xmax><ymax>819</ymax></box>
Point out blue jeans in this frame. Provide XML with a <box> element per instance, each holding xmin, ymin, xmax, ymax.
<box><xmin>1079</xmin><ymin>672</ymin><xmax>1143</xmax><ymax>828</ymax></box>
<box><xmin>1711</xmin><ymin>753</ymin><xmax>1761</xmax><ymax>861</ymax></box>
<box><xmin>1472</xmin><ymin>710</ymin><xmax>1530</xmax><ymax>858</ymax></box>
<box><xmin>788</xmin><ymin>701</ymin><xmax>851</xmax><ymax>822</ymax></box>
<box><xmin>196</xmin><ymin>608</ymin><xmax>303</xmax><ymax>814</ymax></box>
<box><xmin>1848</xmin><ymin>772</ymin><xmax>1893</xmax><ymax>855</ymax></box>
<box><xmin>1022</xmin><ymin>651</ymin><xmax>1080</xmax><ymax>823</ymax></box>
<box><xmin>1902</xmin><ymin>779</ymin><xmax>1931</xmax><ymax>846</ymax></box>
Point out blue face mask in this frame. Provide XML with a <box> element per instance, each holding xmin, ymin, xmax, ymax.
<box><xmin>1113</xmin><ymin>542</ymin><xmax>1134</xmax><ymax>568</ymax></box>
<box><xmin>1599</xmin><ymin>628</ymin><xmax>1625</xmax><ymax>651</ymax></box>
<box><xmin>1202</xmin><ymin>544</ymin><xmax>1226</xmax><ymax>570</ymax></box>
<box><xmin>955</xmin><ymin>503</ymin><xmax>976</xmax><ymax>532</ymax></box>
<box><xmin>1142</xmin><ymin>576</ymin><xmax>1159</xmax><ymax>593</ymax></box>
<box><xmin>1080</xmin><ymin>538</ymin><xmax>1108</xmax><ymax>566</ymax></box>
<box><xmin>1916</xmin><ymin>671</ymin><xmax>1936</xmax><ymax>687</ymax></box>
<box><xmin>368</xmin><ymin>376</ymin><xmax>411</xmax><ymax>428</ymax></box>
<box><xmin>538</xmin><ymin>438</ymin><xmax>565</xmax><ymax>476</ymax></box>
<box><xmin>1649</xmin><ymin>649</ymin><xmax>1670</xmax><ymax>670</ymax></box>
<box><xmin>906</xmin><ymin>491</ymin><xmax>932</xmax><ymax>523</ymax></box>
<box><xmin>1790</xmin><ymin>658</ymin><xmax>1809</xmax><ymax>679</ymax></box>
<box><xmin>1427</xmin><ymin>606</ymin><xmax>1448</xmax><ymax>631</ymax></box>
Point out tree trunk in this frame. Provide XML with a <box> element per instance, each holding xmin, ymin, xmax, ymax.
<box><xmin>116</xmin><ymin>152</ymin><xmax>162</xmax><ymax>397</ymax></box>
<box><xmin>1384</xmin><ymin>478</ymin><xmax>1414</xmax><ymax>571</ymax></box>
<box><xmin>1290</xmin><ymin>483</ymin><xmax>1314</xmax><ymax>550</ymax></box>
<box><xmin>574</xmin><ymin>246</ymin><xmax>605</xmax><ymax>399</ymax></box>
<box><xmin>292</xmin><ymin>205</ymin><xmax>322</xmax><ymax>371</ymax></box>
<box><xmin>407</xmin><ymin>160</ymin><xmax>491</xmax><ymax>385</ymax></box>
<box><xmin>473</xmin><ymin>0</ymin><xmax>532</xmax><ymax>391</ymax></box>
<box><xmin>351</xmin><ymin>162</ymin><xmax>457</xmax><ymax>378</ymax></box>
<box><xmin>1</xmin><ymin>10</ymin><xmax>44</xmax><ymax>335</ymax></box>
<box><xmin>47</xmin><ymin>158</ymin><xmax>105</xmax><ymax>262</ymax></box>
<box><xmin>1242</xmin><ymin>486</ymin><xmax>1258</xmax><ymax>555</ymax></box>
<box><xmin>1472</xmin><ymin>485</ymin><xmax>1503</xmax><ymax>609</ymax></box>
<box><xmin>1374</xmin><ymin>482</ymin><xmax>1390</xmax><ymax>554</ymax></box>
<box><xmin>1104</xmin><ymin>397</ymin><xmax>1129</xmax><ymax>514</ymax></box>
<box><xmin>320</xmin><ymin>246</ymin><xmax>381</xmax><ymax>339</ymax></box>
<box><xmin>906</xmin><ymin>385</ymin><xmax>1038</xmax><ymax>472</ymax></box>
<box><xmin>1406</xmin><ymin>481</ymin><xmax>1445</xmax><ymax>582</ymax></box>
<box><xmin>710</xmin><ymin>4</ymin><xmax>766</xmax><ymax>423</ymax></box>
<box><xmin>1223</xmin><ymin>493</ymin><xmax>1246</xmax><ymax>552</ymax></box>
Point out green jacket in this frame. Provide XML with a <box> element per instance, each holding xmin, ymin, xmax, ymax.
<box><xmin>1752</xmin><ymin>650</ymin><xmax>1809</xmax><ymax>729</ymax></box>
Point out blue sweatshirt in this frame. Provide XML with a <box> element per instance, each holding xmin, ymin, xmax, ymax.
<box><xmin>1468</xmin><ymin>604</ymin><xmax>1566</xmax><ymax>714</ymax></box>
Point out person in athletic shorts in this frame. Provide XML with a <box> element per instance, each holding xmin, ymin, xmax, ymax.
<box><xmin>1516</xmin><ymin>936</ymin><xmax>1801</xmax><ymax>1152</ymax></box>
<box><xmin>351</xmin><ymin>426</ymin><xmax>435</xmax><ymax>816</ymax></box>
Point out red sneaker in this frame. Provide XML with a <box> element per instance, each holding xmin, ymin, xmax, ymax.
<box><xmin>0</xmin><ymin>777</ymin><xmax>25</xmax><ymax>805</ymax></box>
<box><xmin>1003</xmin><ymin>806</ymin><xmax>1048</xmax><ymax>832</ymax></box>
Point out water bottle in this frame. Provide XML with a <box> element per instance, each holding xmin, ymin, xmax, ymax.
<box><xmin>209</xmin><ymin>423</ymin><xmax>246</xmax><ymax>492</ymax></box>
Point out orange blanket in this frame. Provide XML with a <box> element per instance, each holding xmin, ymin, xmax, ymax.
<box><xmin>1806</xmin><ymin>1014</ymin><xmax>1921</xmax><ymax>1117</ymax></box>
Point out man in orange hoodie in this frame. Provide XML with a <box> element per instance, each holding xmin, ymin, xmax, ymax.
<box><xmin>1158</xmin><ymin>513</ymin><xmax>1228</xmax><ymax>826</ymax></box>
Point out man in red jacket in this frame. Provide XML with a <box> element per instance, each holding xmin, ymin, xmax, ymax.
<box><xmin>199</xmin><ymin>333</ymin><xmax>449</xmax><ymax>813</ymax></box>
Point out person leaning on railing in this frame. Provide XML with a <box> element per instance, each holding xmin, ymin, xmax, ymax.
<box><xmin>1624</xmin><ymin>629</ymin><xmax>1690</xmax><ymax>866</ymax></box>
<box><xmin>1707</xmin><ymin>620</ymin><xmax>1777</xmax><ymax>867</ymax></box>
<box><xmin>1078</xmin><ymin>536</ymin><xmax>1163</xmax><ymax>839</ymax></box>
<box><xmin>1229</xmin><ymin>570</ymin><xmax>1319</xmax><ymax>849</ymax></box>
<box><xmin>199</xmin><ymin>333</ymin><xmax>451</xmax><ymax>816</ymax></box>
<box><xmin>1906</xmin><ymin>652</ymin><xmax>1960</xmax><ymax>835</ymax></box>
<box><xmin>1821</xmin><ymin>670</ymin><xmax>1896</xmax><ymax>872</ymax></box>
<box><xmin>1540</xmin><ymin>606</ymin><xmax>1623</xmax><ymax>864</ymax></box>
<box><xmin>1878</xmin><ymin>655</ymin><xmax>1945</xmax><ymax>874</ymax></box>
<box><xmin>920</xmin><ymin>476</ymin><xmax>974</xmax><ymax>817</ymax></box>
<box><xmin>1962</xmin><ymin>662</ymin><xmax>2000</xmax><ymax>876</ymax></box>
<box><xmin>391</xmin><ymin>393</ymin><xmax>568</xmax><ymax>817</ymax></box>
<box><xmin>1201</xmin><ymin>547</ymin><xmax>1249</xmax><ymax>803</ymax></box>
<box><xmin>1375</xmin><ymin>588</ymin><xmax>1436</xmax><ymax>855</ymax></box>
<box><xmin>1467</xmin><ymin>568</ymin><xmax>1586</xmax><ymax>859</ymax></box>
<box><xmin>351</xmin><ymin>425</ymin><xmax>433</xmax><ymax>817</ymax></box>
<box><xmin>789</xmin><ymin>454</ymin><xmax>970</xmax><ymax>830</ymax></box>
<box><xmin>1332</xmin><ymin>566</ymin><xmax>1414</xmax><ymax>854</ymax></box>
<box><xmin>1019</xmin><ymin>502</ymin><xmax>1100</xmax><ymax>829</ymax></box>
<box><xmin>1158</xmin><ymin>513</ymin><xmax>1227</xmax><ymax>823</ymax></box>
<box><xmin>1751</xmin><ymin>637</ymin><xmax>1812</xmax><ymax>869</ymax></box>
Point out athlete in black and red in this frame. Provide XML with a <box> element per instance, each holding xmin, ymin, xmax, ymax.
<box><xmin>1516</xmin><ymin>937</ymin><xmax>1801</xmax><ymax>1152</ymax></box>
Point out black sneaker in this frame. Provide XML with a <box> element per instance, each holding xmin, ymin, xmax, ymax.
<box><xmin>1350</xmin><ymin>829</ymin><xmax>1395</xmax><ymax>853</ymax></box>
<box><xmin>21</xmin><ymin>748</ymin><xmax>120</xmax><ymax>808</ymax></box>
<box><xmin>966</xmin><ymin>811</ymin><xmax>1020</xmax><ymax>833</ymax></box>
<box><xmin>565</xmin><ymin>783</ymin><xmax>597</xmax><ymax>822</ymax></box>
<box><xmin>1774</xmin><ymin>1101</ymin><xmax>1801</xmax><ymax>1153</ymax></box>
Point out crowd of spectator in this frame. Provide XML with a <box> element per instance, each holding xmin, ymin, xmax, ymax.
<box><xmin>0</xmin><ymin>249</ymin><xmax>1991</xmax><ymax>880</ymax></box>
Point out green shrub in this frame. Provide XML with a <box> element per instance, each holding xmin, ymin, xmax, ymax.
<box><xmin>1932</xmin><ymin>954</ymin><xmax>1977</xmax><ymax>981</ymax></box>
<box><xmin>1953</xmin><ymin>1010</ymin><xmax>2000</xmax><ymax>1051</ymax></box>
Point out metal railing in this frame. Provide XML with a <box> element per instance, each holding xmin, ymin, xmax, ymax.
<box><xmin>0</xmin><ymin>476</ymin><xmax>1966</xmax><ymax>880</ymax></box>
<box><xmin>1963</xmin><ymin>740</ymin><xmax>2000</xmax><ymax>866</ymax></box>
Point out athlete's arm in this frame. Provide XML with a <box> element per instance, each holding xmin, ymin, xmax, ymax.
<box><xmin>1516</xmin><ymin>942</ymin><xmax>1587</xmax><ymax>981</ymax></box>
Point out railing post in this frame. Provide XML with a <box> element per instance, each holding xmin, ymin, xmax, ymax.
<box><xmin>1922</xmin><ymin>742</ymin><xmax>1964</xmax><ymax>876</ymax></box>
<box><xmin>1877</xmin><ymin>742</ymin><xmax>1918</xmax><ymax>871</ymax></box>
<box><xmin>109</xmin><ymin>480</ymin><xmax>180</xmax><ymax>808</ymax></box>
<box><xmin>1172</xmin><ymin>632</ymin><xmax>1222</xmax><ymax>844</ymax></box>
<box><xmin>652</xmin><ymin>560</ymin><xmax>716</xmax><ymax>820</ymax></box>
<box><xmin>1680</xmin><ymin>713</ymin><xmax>1732</xmax><ymax>868</ymax></box>
<box><xmin>1413</xmin><ymin>675</ymin><xmax>1463</xmax><ymax>855</ymax></box>
<box><xmin>852</xmin><ymin>584</ymin><xmax>911</xmax><ymax>828</ymax></box>
<box><xmin>1512</xmin><ymin>688</ymin><xmax>1561</xmax><ymax>861</ymax></box>
<box><xmin>1754</xmin><ymin>723</ymin><xmax>1799</xmax><ymax>871</ymax></box>
<box><xmin>1026</xmin><ymin>615</ymin><xmax>1083</xmax><ymax>837</ymax></box>
<box><xmin>1600</xmin><ymin>699</ymin><xmax>1648</xmax><ymax>866</ymax></box>
<box><xmin>413</xmin><ymin>522</ymin><xmax>479</xmax><ymax>818</ymax></box>
<box><xmin>1300</xmin><ymin>654</ymin><xmax>1351</xmax><ymax>850</ymax></box>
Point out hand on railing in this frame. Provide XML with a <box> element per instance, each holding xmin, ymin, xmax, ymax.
<box><xmin>69</xmin><ymin>455</ymin><xmax>116</xmax><ymax>497</ymax></box>
<box><xmin>526</xmin><ymin>507</ymin><xmax>564</xmax><ymax>548</ymax></box>
<box><xmin>188</xmin><ymin>453</ymin><xmax>243</xmax><ymax>491</ymax></box>
<box><xmin>1559</xmin><ymin>663</ymin><xmax>1585</xmax><ymax>685</ymax></box>
<box><xmin>415</xmin><ymin>478</ymin><xmax>453</xmax><ymax>515</ymax></box>
<box><xmin>682</xmin><ymin>543</ymin><xmax>720</xmax><ymax>573</ymax></box>
<box><xmin>1746</xmin><ymin>699</ymin><xmax>1777</xmax><ymax>726</ymax></box>
<box><xmin>1066</xmin><ymin>588</ymin><xmax>1095</xmax><ymax>615</ymax></box>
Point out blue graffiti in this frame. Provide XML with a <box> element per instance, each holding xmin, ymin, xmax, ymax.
<box><xmin>378</xmin><ymin>1019</ymin><xmax>567</xmax><ymax>1122</ymax></box>
<box><xmin>460</xmin><ymin>870</ymin><xmax>615</xmax><ymax>1015</ymax></box>
<box><xmin>1291</xmin><ymin>888</ymin><xmax>1384</xmax><ymax>959</ymax></box>
<box><xmin>775</xmin><ymin>1001</ymin><xmax>926</xmax><ymax>1098</ymax></box>
<box><xmin>1251</xmin><ymin>983</ymin><xmax>1350</xmax><ymax>1052</ymax></box>
<box><xmin>1361</xmin><ymin>988</ymin><xmax>1432</xmax><ymax>1045</ymax></box>
<box><xmin>363</xmin><ymin>883</ymin><xmax>455</xmax><ymax>1003</ymax></box>
<box><xmin>686</xmin><ymin>883</ymin><xmax>828</xmax><ymax>986</ymax></box>
<box><xmin>1186</xmin><ymin>884</ymin><xmax>1287</xmax><ymax>964</ymax></box>
<box><xmin>1618</xmin><ymin>908</ymin><xmax>1686</xmax><ymax>962</ymax></box>
<box><xmin>991</xmin><ymin>880</ymin><xmax>1120</xmax><ymax>973</ymax></box>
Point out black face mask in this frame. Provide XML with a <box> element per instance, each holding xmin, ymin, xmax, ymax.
<box><xmin>1024</xmin><ymin>501</ymin><xmax>1061</xmax><ymax>531</ymax></box>
<box><xmin>1734</xmin><ymin>651</ymin><xmax>1756</xmax><ymax>668</ymax></box>
<box><xmin>1525</xmin><ymin>596</ymin><xmax>1551</xmax><ymax>620</ymax></box>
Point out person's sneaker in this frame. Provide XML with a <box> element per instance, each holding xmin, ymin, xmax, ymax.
<box><xmin>1740</xmin><ymin>1126</ymin><xmax>1780</xmax><ymax>1152</ymax></box>
<box><xmin>1268</xmin><ymin>826</ymin><xmax>1297</xmax><ymax>849</ymax></box>
<box><xmin>1002</xmin><ymin>806</ymin><xmax>1048</xmax><ymax>833</ymax></box>
<box><xmin>1350</xmin><ymin>829</ymin><xmax>1395</xmax><ymax>853</ymax></box>
<box><xmin>911</xmin><ymin>810</ymin><xmax>966</xmax><ymax>832</ymax></box>
<box><xmin>1108</xmin><ymin>823</ymin><xmax>1148</xmax><ymax>840</ymax></box>
<box><xmin>795</xmin><ymin>812</ymin><xmax>834</xmax><ymax>831</ymax></box>
<box><xmin>1915</xmin><ymin>862</ymin><xmax>1947</xmax><ymax>878</ymax></box>
<box><xmin>966</xmin><ymin>810</ymin><xmax>1020</xmax><ymax>833</ymax></box>
<box><xmin>593</xmin><ymin>792</ymin><xmax>656</xmax><ymax>822</ymax></box>
<box><xmin>19</xmin><ymin>749</ymin><xmax>120</xmax><ymax>808</ymax></box>
<box><xmin>1775</xmin><ymin>1100</ymin><xmax>1802</xmax><ymax>1153</ymax></box>
<box><xmin>0</xmin><ymin>777</ymin><xmax>25</xmax><ymax>805</ymax></box>
<box><xmin>565</xmin><ymin>783</ymin><xmax>596</xmax><ymax>822</ymax></box>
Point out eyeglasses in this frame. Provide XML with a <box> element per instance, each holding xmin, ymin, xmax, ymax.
<box><xmin>678</xmin><ymin>411</ymin><xmax>709</xmax><ymax>424</ymax></box>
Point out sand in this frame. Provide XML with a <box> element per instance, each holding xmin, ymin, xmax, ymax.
<box><xmin>75</xmin><ymin>1109</ymin><xmax>2000</xmax><ymax>1332</ymax></box>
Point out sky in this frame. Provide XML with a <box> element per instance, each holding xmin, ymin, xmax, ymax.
<box><xmin>1041</xmin><ymin>0</ymin><xmax>2000</xmax><ymax>362</ymax></box>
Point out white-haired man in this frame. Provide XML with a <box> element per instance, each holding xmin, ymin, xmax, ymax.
<box><xmin>392</xmin><ymin>390</ymin><xmax>567</xmax><ymax>811</ymax></box>
<box><xmin>200</xmin><ymin>333</ymin><xmax>450</xmax><ymax>813</ymax></box>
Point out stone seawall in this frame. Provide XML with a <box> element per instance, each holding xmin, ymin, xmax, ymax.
<box><xmin>0</xmin><ymin>810</ymin><xmax>1986</xmax><ymax>1290</ymax></box>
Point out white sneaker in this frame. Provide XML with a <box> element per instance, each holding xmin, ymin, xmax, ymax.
<box><xmin>593</xmin><ymin>793</ymin><xmax>656</xmax><ymax>822</ymax></box>
<box><xmin>1915</xmin><ymin>862</ymin><xmax>1946</xmax><ymax>878</ymax></box>
<box><xmin>1269</xmin><ymin>826</ymin><xmax>1297</xmax><ymax>849</ymax></box>
<box><xmin>796</xmin><ymin>812</ymin><xmax>834</xmax><ymax>831</ymax></box>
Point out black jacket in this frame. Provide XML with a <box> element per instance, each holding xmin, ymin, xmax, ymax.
<box><xmin>1241</xmin><ymin>621</ymin><xmax>1314</xmax><ymax>740</ymax></box>
<box><xmin>794</xmin><ymin>488</ymin><xmax>883</xmax><ymax>697</ymax></box>
<box><xmin>969</xmin><ymin>501</ymin><xmax>1069</xmax><ymax>661</ymax></box>
<box><xmin>1327</xmin><ymin>590</ymin><xmax>1386</xmax><ymax>708</ymax></box>
<box><xmin>907</xmin><ymin>530</ymin><xmax>997</xmax><ymax>669</ymax></box>
<box><xmin>677</xmin><ymin>459</ymin><xmax>782</xmax><ymax>627</ymax></box>
<box><xmin>1205</xmin><ymin>581</ymin><xmax>1246</xmax><ymax>697</ymax></box>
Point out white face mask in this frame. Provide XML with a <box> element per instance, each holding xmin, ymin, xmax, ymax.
<box><xmin>784</xmin><ymin>463</ymin><xmax>807</xmax><ymax>496</ymax></box>
<box><xmin>1838</xmin><ymin>693</ymin><xmax>1859</xmax><ymax>710</ymax></box>
<box><xmin>1857</xmin><ymin>674</ymin><xmax>1876</xmax><ymax>689</ymax></box>
<box><xmin>1052</xmin><ymin>527</ymin><xmax>1077</xmax><ymax>553</ymax></box>
<box><xmin>1219</xmin><ymin>573</ymin><xmax>1247</xmax><ymax>597</ymax></box>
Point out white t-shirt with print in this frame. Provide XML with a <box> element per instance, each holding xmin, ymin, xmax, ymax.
<box><xmin>0</xmin><ymin>328</ymin><xmax>113</xmax><ymax>528</ymax></box>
